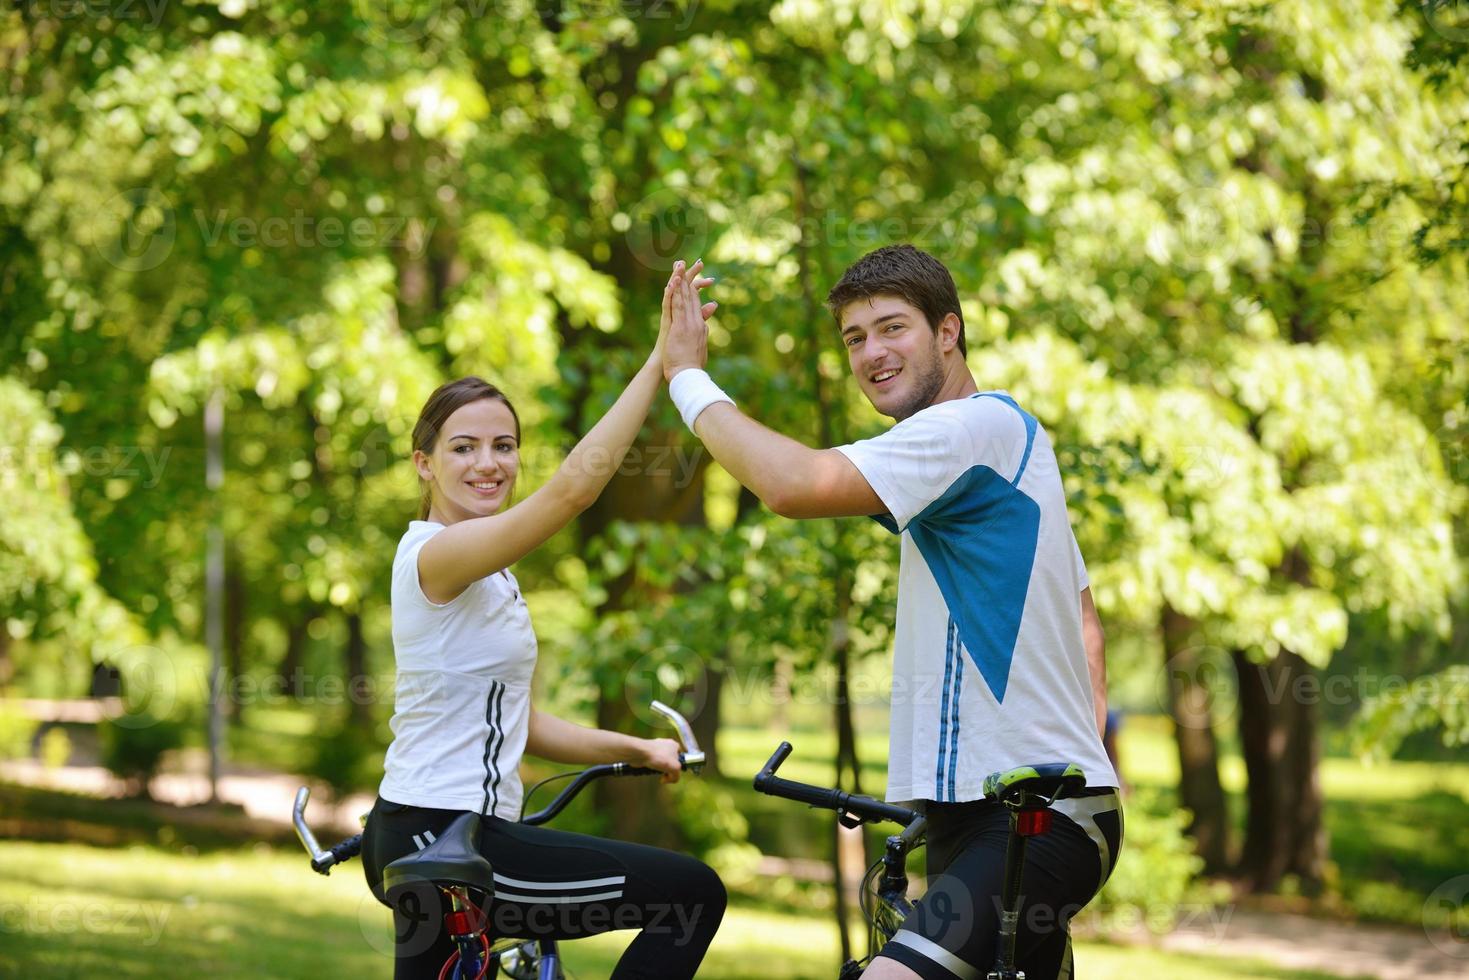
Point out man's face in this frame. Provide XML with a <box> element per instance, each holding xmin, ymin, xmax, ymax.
<box><xmin>839</xmin><ymin>294</ymin><xmax>946</xmax><ymax>421</ymax></box>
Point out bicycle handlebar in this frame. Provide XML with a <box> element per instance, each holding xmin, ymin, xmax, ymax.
<box><xmin>293</xmin><ymin>701</ymin><xmax>704</xmax><ymax>874</ymax></box>
<box><xmin>522</xmin><ymin>699</ymin><xmax>704</xmax><ymax>824</ymax></box>
<box><xmin>293</xmin><ymin>786</ymin><xmax>364</xmax><ymax>875</ymax></box>
<box><xmin>753</xmin><ymin>741</ymin><xmax>920</xmax><ymax>828</ymax></box>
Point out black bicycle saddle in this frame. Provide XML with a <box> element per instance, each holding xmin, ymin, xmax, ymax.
<box><xmin>382</xmin><ymin>811</ymin><xmax>496</xmax><ymax>905</ymax></box>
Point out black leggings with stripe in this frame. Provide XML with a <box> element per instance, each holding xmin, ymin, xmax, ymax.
<box><xmin>361</xmin><ymin>797</ymin><xmax>726</xmax><ymax>980</ymax></box>
<box><xmin>876</xmin><ymin>790</ymin><xmax>1124</xmax><ymax>980</ymax></box>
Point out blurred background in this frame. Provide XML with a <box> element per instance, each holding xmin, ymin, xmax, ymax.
<box><xmin>2</xmin><ymin>1</ymin><xmax>1467</xmax><ymax>977</ymax></box>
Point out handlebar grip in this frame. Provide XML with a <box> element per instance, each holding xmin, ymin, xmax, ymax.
<box><xmin>755</xmin><ymin>773</ymin><xmax>845</xmax><ymax>811</ymax></box>
<box><xmin>619</xmin><ymin>765</ymin><xmax>661</xmax><ymax>777</ymax></box>
<box><xmin>753</xmin><ymin>741</ymin><xmax>794</xmax><ymax>790</ymax></box>
<box><xmin>311</xmin><ymin>834</ymin><xmax>363</xmax><ymax>875</ymax></box>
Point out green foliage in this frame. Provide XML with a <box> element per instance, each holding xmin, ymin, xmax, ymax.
<box><xmin>39</xmin><ymin>727</ymin><xmax>71</xmax><ymax>769</ymax></box>
<box><xmin>1094</xmin><ymin>790</ymin><xmax>1222</xmax><ymax>933</ymax></box>
<box><xmin>670</xmin><ymin>775</ymin><xmax>764</xmax><ymax>885</ymax></box>
<box><xmin>1351</xmin><ymin>664</ymin><xmax>1469</xmax><ymax>759</ymax></box>
<box><xmin>302</xmin><ymin>717</ymin><xmax>386</xmax><ymax>801</ymax></box>
<box><xmin>98</xmin><ymin>713</ymin><xmax>187</xmax><ymax>798</ymax></box>
<box><xmin>0</xmin><ymin>703</ymin><xmax>39</xmax><ymax>762</ymax></box>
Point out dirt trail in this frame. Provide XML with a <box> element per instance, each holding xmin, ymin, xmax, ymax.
<box><xmin>1119</xmin><ymin>904</ymin><xmax>1467</xmax><ymax>978</ymax></box>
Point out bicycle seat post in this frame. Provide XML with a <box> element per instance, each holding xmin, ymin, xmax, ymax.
<box><xmin>990</xmin><ymin>796</ymin><xmax>1055</xmax><ymax>980</ymax></box>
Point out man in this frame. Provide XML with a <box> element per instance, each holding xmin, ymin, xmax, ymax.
<box><xmin>662</xmin><ymin>246</ymin><xmax>1122</xmax><ymax>979</ymax></box>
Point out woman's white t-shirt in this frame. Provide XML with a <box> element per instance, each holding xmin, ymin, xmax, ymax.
<box><xmin>378</xmin><ymin>520</ymin><xmax>536</xmax><ymax>819</ymax></box>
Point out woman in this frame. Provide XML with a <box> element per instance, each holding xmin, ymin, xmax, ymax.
<box><xmin>361</xmin><ymin>262</ymin><xmax>725</xmax><ymax>979</ymax></box>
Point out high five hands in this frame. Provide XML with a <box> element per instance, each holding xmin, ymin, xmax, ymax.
<box><xmin>660</xmin><ymin>259</ymin><xmax>717</xmax><ymax>383</ymax></box>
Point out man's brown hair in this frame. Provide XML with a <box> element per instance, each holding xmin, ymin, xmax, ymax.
<box><xmin>826</xmin><ymin>244</ymin><xmax>967</xmax><ymax>356</ymax></box>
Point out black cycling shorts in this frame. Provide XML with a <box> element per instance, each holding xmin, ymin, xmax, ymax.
<box><xmin>875</xmin><ymin>790</ymin><xmax>1124</xmax><ymax>980</ymax></box>
<box><xmin>360</xmin><ymin>796</ymin><xmax>726</xmax><ymax>980</ymax></box>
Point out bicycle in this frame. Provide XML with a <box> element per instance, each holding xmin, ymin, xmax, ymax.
<box><xmin>754</xmin><ymin>741</ymin><xmax>1087</xmax><ymax>980</ymax></box>
<box><xmin>293</xmin><ymin>700</ymin><xmax>706</xmax><ymax>980</ymax></box>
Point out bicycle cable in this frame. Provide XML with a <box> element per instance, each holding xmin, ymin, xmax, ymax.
<box><xmin>520</xmin><ymin>768</ymin><xmax>584</xmax><ymax>813</ymax></box>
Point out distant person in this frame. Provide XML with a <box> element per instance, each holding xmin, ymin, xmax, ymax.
<box><xmin>1104</xmin><ymin>708</ymin><xmax>1126</xmax><ymax>794</ymax></box>
<box><xmin>359</xmin><ymin>267</ymin><xmax>725</xmax><ymax>979</ymax></box>
<box><xmin>661</xmin><ymin>248</ymin><xmax>1121</xmax><ymax>979</ymax></box>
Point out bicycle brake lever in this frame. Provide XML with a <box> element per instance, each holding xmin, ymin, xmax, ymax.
<box><xmin>651</xmin><ymin>699</ymin><xmax>705</xmax><ymax>769</ymax></box>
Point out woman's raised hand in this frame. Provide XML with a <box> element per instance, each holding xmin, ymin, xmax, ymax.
<box><xmin>661</xmin><ymin>257</ymin><xmax>716</xmax><ymax>379</ymax></box>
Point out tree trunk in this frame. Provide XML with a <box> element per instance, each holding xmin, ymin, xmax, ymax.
<box><xmin>689</xmin><ymin>663</ymin><xmax>723</xmax><ymax>778</ymax></box>
<box><xmin>0</xmin><ymin>629</ymin><xmax>12</xmax><ymax>689</ymax></box>
<box><xmin>1161</xmin><ymin>606</ymin><xmax>1231</xmax><ymax>872</ymax></box>
<box><xmin>224</xmin><ymin>549</ymin><xmax>247</xmax><ymax>724</ymax></box>
<box><xmin>344</xmin><ymin>612</ymin><xmax>371</xmax><ymax>728</ymax></box>
<box><xmin>278</xmin><ymin>612</ymin><xmax>310</xmax><ymax>695</ymax></box>
<box><xmin>1233</xmin><ymin>648</ymin><xmax>1327</xmax><ymax>893</ymax></box>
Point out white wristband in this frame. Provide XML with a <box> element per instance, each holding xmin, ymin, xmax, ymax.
<box><xmin>669</xmin><ymin>369</ymin><xmax>735</xmax><ymax>432</ymax></box>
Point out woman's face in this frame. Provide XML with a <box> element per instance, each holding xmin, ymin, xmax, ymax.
<box><xmin>414</xmin><ymin>398</ymin><xmax>520</xmax><ymax>523</ymax></box>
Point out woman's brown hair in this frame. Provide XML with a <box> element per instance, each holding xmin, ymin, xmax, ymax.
<box><xmin>412</xmin><ymin>377</ymin><xmax>521</xmax><ymax>520</ymax></box>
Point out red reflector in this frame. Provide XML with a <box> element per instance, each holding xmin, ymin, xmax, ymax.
<box><xmin>445</xmin><ymin>910</ymin><xmax>476</xmax><ymax>937</ymax></box>
<box><xmin>1016</xmin><ymin>808</ymin><xmax>1052</xmax><ymax>837</ymax></box>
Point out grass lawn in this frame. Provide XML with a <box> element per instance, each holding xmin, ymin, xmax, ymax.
<box><xmin>0</xmin><ymin>840</ymin><xmax>1348</xmax><ymax>979</ymax></box>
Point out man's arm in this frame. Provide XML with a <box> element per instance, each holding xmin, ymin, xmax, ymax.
<box><xmin>663</xmin><ymin>261</ymin><xmax>884</xmax><ymax>519</ymax></box>
<box><xmin>1081</xmin><ymin>586</ymin><xmax>1107</xmax><ymax>739</ymax></box>
<box><xmin>690</xmin><ymin>403</ymin><xmax>884</xmax><ymax>519</ymax></box>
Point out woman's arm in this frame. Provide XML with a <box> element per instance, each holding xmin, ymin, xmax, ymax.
<box><xmin>525</xmin><ymin>708</ymin><xmax>684</xmax><ymax>783</ymax></box>
<box><xmin>418</xmin><ymin>265</ymin><xmax>715</xmax><ymax>603</ymax></box>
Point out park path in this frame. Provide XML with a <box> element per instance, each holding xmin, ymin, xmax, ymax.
<box><xmin>3</xmin><ymin>751</ymin><xmax>1465</xmax><ymax>979</ymax></box>
<box><xmin>1149</xmin><ymin>905</ymin><xmax>1467</xmax><ymax>979</ymax></box>
<box><xmin>0</xmin><ymin>754</ymin><xmax>375</xmax><ymax>836</ymax></box>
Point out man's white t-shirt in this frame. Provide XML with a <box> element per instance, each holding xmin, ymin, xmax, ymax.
<box><xmin>378</xmin><ymin>520</ymin><xmax>537</xmax><ymax>818</ymax></box>
<box><xmin>835</xmin><ymin>392</ymin><xmax>1117</xmax><ymax>803</ymax></box>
